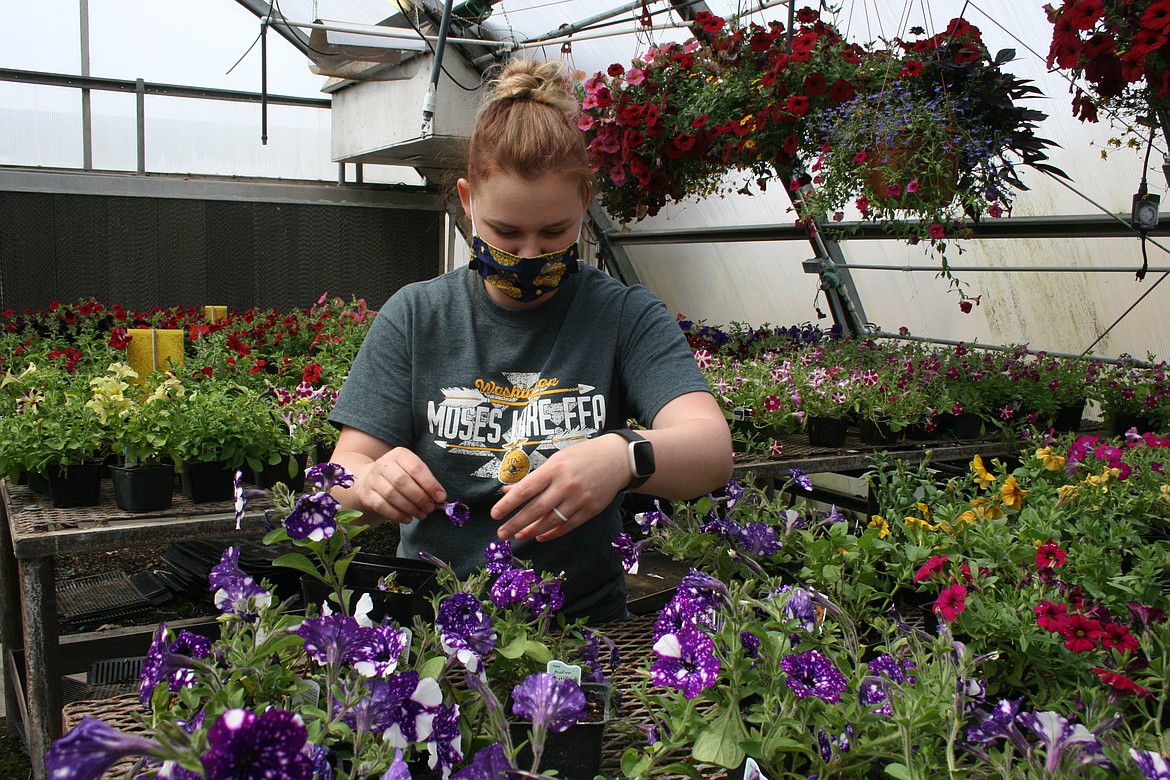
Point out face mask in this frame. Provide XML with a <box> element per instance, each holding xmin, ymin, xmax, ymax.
<box><xmin>468</xmin><ymin>207</ymin><xmax>581</xmax><ymax>302</ymax></box>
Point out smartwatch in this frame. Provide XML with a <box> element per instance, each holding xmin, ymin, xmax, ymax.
<box><xmin>608</xmin><ymin>429</ymin><xmax>656</xmax><ymax>491</ymax></box>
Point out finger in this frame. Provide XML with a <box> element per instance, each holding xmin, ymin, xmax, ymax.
<box><xmin>393</xmin><ymin>449</ymin><xmax>447</xmax><ymax>504</ymax></box>
<box><xmin>535</xmin><ymin>507</ymin><xmax>574</xmax><ymax>541</ymax></box>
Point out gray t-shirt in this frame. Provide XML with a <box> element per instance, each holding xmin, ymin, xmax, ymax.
<box><xmin>329</xmin><ymin>265</ymin><xmax>711</xmax><ymax>623</ymax></box>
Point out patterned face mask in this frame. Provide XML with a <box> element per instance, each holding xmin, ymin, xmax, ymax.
<box><xmin>468</xmin><ymin>211</ymin><xmax>580</xmax><ymax>302</ymax></box>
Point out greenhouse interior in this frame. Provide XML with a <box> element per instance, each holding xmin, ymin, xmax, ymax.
<box><xmin>2</xmin><ymin>0</ymin><xmax>1170</xmax><ymax>778</ymax></box>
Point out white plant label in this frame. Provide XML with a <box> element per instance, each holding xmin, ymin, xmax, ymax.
<box><xmin>546</xmin><ymin>659</ymin><xmax>582</xmax><ymax>683</ymax></box>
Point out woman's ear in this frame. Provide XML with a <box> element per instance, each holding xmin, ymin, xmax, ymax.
<box><xmin>456</xmin><ymin>178</ymin><xmax>472</xmax><ymax>215</ymax></box>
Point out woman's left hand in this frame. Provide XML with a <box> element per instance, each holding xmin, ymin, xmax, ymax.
<box><xmin>491</xmin><ymin>433</ymin><xmax>629</xmax><ymax>542</ymax></box>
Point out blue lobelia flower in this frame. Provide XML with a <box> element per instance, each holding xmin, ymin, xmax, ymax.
<box><xmin>379</xmin><ymin>670</ymin><xmax>444</xmax><ymax>749</ymax></box>
<box><xmin>483</xmin><ymin>540</ymin><xmax>515</xmax><ymax>574</ymax></box>
<box><xmin>381</xmin><ymin>748</ymin><xmax>413</xmax><ymax>780</ymax></box>
<box><xmin>512</xmin><ymin>673</ymin><xmax>587</xmax><ymax>733</ymax></box>
<box><xmin>425</xmin><ymin>703</ymin><xmax>464</xmax><ymax>778</ymax></box>
<box><xmin>351</xmin><ymin>623</ymin><xmax>409</xmax><ymax>678</ymax></box>
<box><xmin>442</xmin><ymin>500</ymin><xmax>472</xmax><ymax>526</ymax></box>
<box><xmin>453</xmin><ymin>743</ymin><xmax>515</xmax><ymax>780</ymax></box>
<box><xmin>284</xmin><ymin>491</ymin><xmax>341</xmax><ymax>541</ymax></box>
<box><xmin>306</xmin><ymin>462</ymin><xmax>355</xmax><ymax>492</ymax></box>
<box><xmin>298</xmin><ymin>613</ymin><xmax>363</xmax><ymax>666</ymax></box>
<box><xmin>651</xmin><ymin>627</ymin><xmax>722</xmax><ymax>699</ymax></box>
<box><xmin>201</xmin><ymin>708</ymin><xmax>312</xmax><ymax>780</ymax></box>
<box><xmin>437</xmin><ymin>592</ymin><xmax>497</xmax><ymax>674</ymax></box>
<box><xmin>1131</xmin><ymin>749</ymin><xmax>1170</xmax><ymax>780</ymax></box>
<box><xmin>780</xmin><ymin>649</ymin><xmax>848</xmax><ymax>703</ymax></box>
<box><xmin>490</xmin><ymin>568</ymin><xmax>539</xmax><ymax>609</ymax></box>
<box><xmin>1018</xmin><ymin>710</ymin><xmax>1115</xmax><ymax>773</ymax></box>
<box><xmin>44</xmin><ymin>717</ymin><xmax>159</xmax><ymax>780</ymax></box>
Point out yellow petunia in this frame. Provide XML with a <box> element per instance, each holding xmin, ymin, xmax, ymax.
<box><xmin>868</xmin><ymin>515</ymin><xmax>891</xmax><ymax>539</ymax></box>
<box><xmin>1083</xmin><ymin>468</ymin><xmax>1122</xmax><ymax>488</ymax></box>
<box><xmin>904</xmin><ymin>515</ymin><xmax>939</xmax><ymax>531</ymax></box>
<box><xmin>1161</xmin><ymin>484</ymin><xmax>1170</xmax><ymax>507</ymax></box>
<box><xmin>1000</xmin><ymin>475</ymin><xmax>1028</xmax><ymax>510</ymax></box>
<box><xmin>971</xmin><ymin>497</ymin><xmax>1005</xmax><ymax>520</ymax></box>
<box><xmin>1034</xmin><ymin>447</ymin><xmax>1066</xmax><ymax>471</ymax></box>
<box><xmin>970</xmin><ymin>455</ymin><xmax>996</xmax><ymax>489</ymax></box>
<box><xmin>1056</xmin><ymin>484</ymin><xmax>1080</xmax><ymax>507</ymax></box>
<box><xmin>916</xmin><ymin>502</ymin><xmax>932</xmax><ymax>522</ymax></box>
<box><xmin>956</xmin><ymin>510</ymin><xmax>978</xmax><ymax>525</ymax></box>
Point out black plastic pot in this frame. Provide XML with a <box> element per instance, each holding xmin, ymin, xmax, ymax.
<box><xmin>24</xmin><ymin>470</ymin><xmax>51</xmax><ymax>495</ymax></box>
<box><xmin>110</xmin><ymin>463</ymin><xmax>176</xmax><ymax>513</ymax></box>
<box><xmin>859</xmin><ymin>418</ymin><xmax>901</xmax><ymax>446</ymax></box>
<box><xmin>180</xmin><ymin>459</ymin><xmax>234</xmax><ymax>503</ymax></box>
<box><xmin>1052</xmin><ymin>400</ymin><xmax>1087</xmax><ymax>433</ymax></box>
<box><xmin>300</xmin><ymin>552</ymin><xmax>440</xmax><ymax>625</ymax></box>
<box><xmin>509</xmin><ymin>681</ymin><xmax>611</xmax><ymax>780</ymax></box>
<box><xmin>946</xmin><ymin>412</ymin><xmax>983</xmax><ymax>441</ymax></box>
<box><xmin>1108</xmin><ymin>412</ymin><xmax>1153</xmax><ymax>437</ymax></box>
<box><xmin>47</xmin><ymin>462</ymin><xmax>104</xmax><ymax>508</ymax></box>
<box><xmin>806</xmin><ymin>416</ymin><xmax>848</xmax><ymax>448</ymax></box>
<box><xmin>252</xmin><ymin>452</ymin><xmax>308</xmax><ymax>492</ymax></box>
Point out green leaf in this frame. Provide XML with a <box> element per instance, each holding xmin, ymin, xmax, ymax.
<box><xmin>522</xmin><ymin>640</ymin><xmax>553</xmax><ymax>664</ymax></box>
<box><xmin>692</xmin><ymin>705</ymin><xmax>747</xmax><ymax>769</ymax></box>
<box><xmin>620</xmin><ymin>748</ymin><xmax>652</xmax><ymax>778</ymax></box>
<box><xmin>419</xmin><ymin>655</ymin><xmax>446</xmax><ymax>680</ymax></box>
<box><xmin>884</xmin><ymin>762</ymin><xmax>911</xmax><ymax>779</ymax></box>
<box><xmin>272</xmin><ymin>552</ymin><xmax>323</xmax><ymax>580</ymax></box>
<box><xmin>497</xmin><ymin>633</ymin><xmax>528</xmax><ymax>659</ymax></box>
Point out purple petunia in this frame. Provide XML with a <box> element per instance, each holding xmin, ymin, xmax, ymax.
<box><xmin>337</xmin><ymin>680</ymin><xmax>400</xmax><ymax>736</ymax></box>
<box><xmin>612</xmin><ymin>532</ymin><xmax>650</xmax><ymax>573</ymax></box>
<box><xmin>442</xmin><ymin>500</ymin><xmax>471</xmax><ymax>526</ymax></box>
<box><xmin>781</xmin><ymin>649</ymin><xmax>848</xmax><ymax>703</ymax></box>
<box><xmin>201</xmin><ymin>709</ymin><xmax>312</xmax><ymax>780</ymax></box>
<box><xmin>736</xmin><ymin>522</ymin><xmax>782</xmax><ymax>557</ymax></box>
<box><xmin>306</xmin><ymin>462</ymin><xmax>354</xmax><ymax>492</ymax></box>
<box><xmin>741</xmin><ymin>631</ymin><xmax>761</xmax><ymax>659</ymax></box>
<box><xmin>350</xmin><ymin>623</ymin><xmax>409</xmax><ymax>678</ymax></box>
<box><xmin>779</xmin><ymin>586</ymin><xmax>818</xmax><ymax>633</ymax></box>
<box><xmin>232</xmin><ymin>469</ymin><xmax>268</xmax><ymax>530</ymax></box>
<box><xmin>1131</xmin><ymin>749</ymin><xmax>1170</xmax><ymax>779</ymax></box>
<box><xmin>676</xmin><ymin>570</ymin><xmax>732</xmax><ymax>613</ymax></box>
<box><xmin>382</xmin><ymin>749</ymin><xmax>413</xmax><ymax>780</ymax></box>
<box><xmin>453</xmin><ymin>743</ymin><xmax>515</xmax><ymax>780</ymax></box>
<box><xmin>512</xmin><ymin>672</ymin><xmax>587</xmax><ymax>734</ymax></box>
<box><xmin>790</xmin><ymin>468</ymin><xmax>814</xmax><ymax>491</ymax></box>
<box><xmin>44</xmin><ymin>717</ymin><xmax>159</xmax><ymax>780</ymax></box>
<box><xmin>634</xmin><ymin>500</ymin><xmax>671</xmax><ymax>533</ymax></box>
<box><xmin>425</xmin><ymin>703</ymin><xmax>464</xmax><ymax>778</ymax></box>
<box><xmin>209</xmin><ymin>546</ymin><xmax>271</xmax><ymax>619</ymax></box>
<box><xmin>379</xmin><ymin>670</ymin><xmax>444</xmax><ymax>749</ymax></box>
<box><xmin>437</xmin><ymin>592</ymin><xmax>497</xmax><ymax>673</ymax></box>
<box><xmin>530</xmin><ymin>578</ymin><xmax>564</xmax><ymax>617</ymax></box>
<box><xmin>966</xmin><ymin>698</ymin><xmax>1029</xmax><ymax>752</ymax></box>
<box><xmin>651</xmin><ymin>627</ymin><xmax>722</xmax><ymax>699</ymax></box>
<box><xmin>868</xmin><ymin>655</ymin><xmax>916</xmax><ymax>685</ymax></box>
<box><xmin>1018</xmin><ymin>710</ymin><xmax>1114</xmax><ymax>773</ymax></box>
<box><xmin>483</xmin><ymin>540</ymin><xmax>514</xmax><ymax>574</ymax></box>
<box><xmin>284</xmin><ymin>491</ymin><xmax>341</xmax><ymax>541</ymax></box>
<box><xmin>490</xmin><ymin>568</ymin><xmax>538</xmax><ymax>609</ymax></box>
<box><xmin>139</xmin><ymin>624</ymin><xmax>213</xmax><ymax>706</ymax></box>
<box><xmin>297</xmin><ymin>613</ymin><xmax>363</xmax><ymax>667</ymax></box>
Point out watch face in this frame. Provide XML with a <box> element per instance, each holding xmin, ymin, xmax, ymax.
<box><xmin>632</xmin><ymin>439</ymin><xmax>656</xmax><ymax>477</ymax></box>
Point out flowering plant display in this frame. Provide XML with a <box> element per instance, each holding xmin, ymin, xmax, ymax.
<box><xmin>1093</xmin><ymin>361</ymin><xmax>1170</xmax><ymax>431</ymax></box>
<box><xmin>579</xmin><ymin>7</ymin><xmax>860</xmax><ymax>221</ymax></box>
<box><xmin>1045</xmin><ymin>0</ymin><xmax>1170</xmax><ymax>136</ymax></box>
<box><xmin>797</xmin><ymin>18</ymin><xmax>1063</xmax><ymax>272</ymax></box>
<box><xmin>43</xmin><ymin>462</ymin><xmax>615</xmax><ymax>780</ymax></box>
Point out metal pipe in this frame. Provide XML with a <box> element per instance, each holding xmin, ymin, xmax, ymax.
<box><xmin>260</xmin><ymin>19</ymin><xmax>268</xmax><ymax>146</ymax></box>
<box><xmin>278</xmin><ymin>18</ymin><xmax>507</xmax><ymax>48</ymax></box>
<box><xmin>835</xmin><ymin>263</ymin><xmax>1170</xmax><ymax>274</ymax></box>
<box><xmin>79</xmin><ymin>0</ymin><xmax>92</xmax><ymax>171</ymax></box>
<box><xmin>869</xmin><ymin>330</ymin><xmax>1155</xmax><ymax>367</ymax></box>
<box><xmin>0</xmin><ymin>68</ymin><xmax>330</xmax><ymax>107</ymax></box>
<box><xmin>135</xmin><ymin>78</ymin><xmax>145</xmax><ymax>175</ymax></box>
<box><xmin>423</xmin><ymin>0</ymin><xmax>457</xmax><ymax>131</ymax></box>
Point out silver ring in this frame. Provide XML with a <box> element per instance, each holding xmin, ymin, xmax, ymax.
<box><xmin>552</xmin><ymin>507</ymin><xmax>570</xmax><ymax>524</ymax></box>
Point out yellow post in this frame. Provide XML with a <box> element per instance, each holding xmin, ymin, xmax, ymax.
<box><xmin>126</xmin><ymin>328</ymin><xmax>185</xmax><ymax>378</ymax></box>
<box><xmin>205</xmin><ymin>305</ymin><xmax>227</xmax><ymax>322</ymax></box>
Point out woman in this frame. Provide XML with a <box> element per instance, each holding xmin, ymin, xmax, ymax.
<box><xmin>328</xmin><ymin>58</ymin><xmax>732</xmax><ymax>623</ymax></box>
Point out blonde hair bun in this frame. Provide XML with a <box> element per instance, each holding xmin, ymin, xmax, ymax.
<box><xmin>490</xmin><ymin>59</ymin><xmax>576</xmax><ymax>115</ymax></box>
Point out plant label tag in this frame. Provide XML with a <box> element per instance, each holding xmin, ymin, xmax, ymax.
<box><xmin>291</xmin><ymin>679</ymin><xmax>320</xmax><ymax>709</ymax></box>
<box><xmin>546</xmin><ymin>660</ymin><xmax>582</xmax><ymax>683</ymax></box>
<box><xmin>743</xmin><ymin>757</ymin><xmax>767</xmax><ymax>780</ymax></box>
<box><xmin>400</xmin><ymin>627</ymin><xmax>413</xmax><ymax>664</ymax></box>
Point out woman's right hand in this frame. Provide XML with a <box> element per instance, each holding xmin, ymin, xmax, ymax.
<box><xmin>356</xmin><ymin>447</ymin><xmax>447</xmax><ymax>524</ymax></box>
<box><xmin>330</xmin><ymin>427</ymin><xmax>446</xmax><ymax>525</ymax></box>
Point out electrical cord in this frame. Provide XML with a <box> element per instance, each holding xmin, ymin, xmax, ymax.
<box><xmin>402</xmin><ymin>6</ymin><xmax>484</xmax><ymax>91</ymax></box>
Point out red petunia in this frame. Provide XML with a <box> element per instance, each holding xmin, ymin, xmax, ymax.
<box><xmin>1064</xmin><ymin>0</ymin><xmax>1105</xmax><ymax>31</ymax></box>
<box><xmin>107</xmin><ymin>326</ymin><xmax>131</xmax><ymax>351</ymax></box>
<box><xmin>226</xmin><ymin>333</ymin><xmax>252</xmax><ymax>356</ymax></box>
<box><xmin>914</xmin><ymin>555</ymin><xmax>950</xmax><ymax>583</ymax></box>
<box><xmin>899</xmin><ymin>60</ymin><xmax>923</xmax><ymax>78</ymax></box>
<box><xmin>803</xmin><ymin>72</ymin><xmax>827</xmax><ymax>97</ymax></box>
<box><xmin>1035</xmin><ymin>541</ymin><xmax>1067</xmax><ymax>569</ymax></box>
<box><xmin>828</xmin><ymin>78</ymin><xmax>855</xmax><ymax>103</ymax></box>
<box><xmin>934</xmin><ymin>583</ymin><xmax>968</xmax><ymax>622</ymax></box>
<box><xmin>795</xmin><ymin>7</ymin><xmax>819</xmax><ymax>22</ymax></box>
<box><xmin>1100</xmin><ymin>621</ymin><xmax>1139</xmax><ymax>654</ymax></box>
<box><xmin>1059</xmin><ymin>613</ymin><xmax>1102</xmax><ymax>653</ymax></box>
<box><xmin>786</xmin><ymin>95</ymin><xmax>810</xmax><ymax>116</ymax></box>
<box><xmin>1091</xmin><ymin>667</ymin><xmax>1153</xmax><ymax>697</ymax></box>
<box><xmin>694</xmin><ymin>10</ymin><xmax>724</xmax><ymax>33</ymax></box>
<box><xmin>1034</xmin><ymin>600</ymin><xmax>1070</xmax><ymax>632</ymax></box>
<box><xmin>607</xmin><ymin>63</ymin><xmax>624</xmax><ymax>77</ymax></box>
<box><xmin>1141</xmin><ymin>0</ymin><xmax>1170</xmax><ymax>33</ymax></box>
<box><xmin>303</xmin><ymin>363</ymin><xmax>323</xmax><ymax>384</ymax></box>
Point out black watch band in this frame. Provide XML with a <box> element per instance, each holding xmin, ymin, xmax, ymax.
<box><xmin>608</xmin><ymin>429</ymin><xmax>656</xmax><ymax>491</ymax></box>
